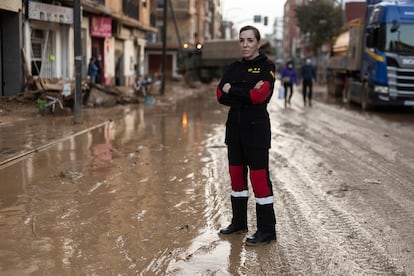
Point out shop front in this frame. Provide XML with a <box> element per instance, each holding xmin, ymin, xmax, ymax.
<box><xmin>24</xmin><ymin>1</ymin><xmax>73</xmax><ymax>79</ymax></box>
<box><xmin>90</xmin><ymin>16</ymin><xmax>112</xmax><ymax>85</ymax></box>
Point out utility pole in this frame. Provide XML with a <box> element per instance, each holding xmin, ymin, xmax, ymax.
<box><xmin>73</xmin><ymin>0</ymin><xmax>83</xmax><ymax>123</ymax></box>
<box><xmin>160</xmin><ymin>0</ymin><xmax>168</xmax><ymax>95</ymax></box>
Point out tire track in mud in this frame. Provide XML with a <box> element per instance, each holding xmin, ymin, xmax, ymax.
<box><xmin>297</xmin><ymin>121</ymin><xmax>414</xmax><ymax>274</ymax></box>
<box><xmin>271</xmin><ymin>102</ymin><xmax>414</xmax><ymax>227</ymax></box>
<box><xmin>306</xmin><ymin>103</ymin><xmax>414</xmax><ymax>181</ymax></box>
<box><xmin>283</xmin><ymin>105</ymin><xmax>414</xmax><ymax>247</ymax></box>
<box><xmin>268</xmin><ymin>102</ymin><xmax>413</xmax><ymax>275</ymax></box>
<box><xmin>271</xmin><ymin>151</ymin><xmax>405</xmax><ymax>275</ymax></box>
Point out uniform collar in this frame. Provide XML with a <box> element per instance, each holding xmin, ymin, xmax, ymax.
<box><xmin>240</xmin><ymin>53</ymin><xmax>267</xmax><ymax>64</ymax></box>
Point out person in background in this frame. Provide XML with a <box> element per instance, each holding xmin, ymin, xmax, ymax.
<box><xmin>88</xmin><ymin>57</ymin><xmax>98</xmax><ymax>84</ymax></box>
<box><xmin>300</xmin><ymin>58</ymin><xmax>317</xmax><ymax>106</ymax></box>
<box><xmin>281</xmin><ymin>60</ymin><xmax>297</xmax><ymax>108</ymax></box>
<box><xmin>216</xmin><ymin>25</ymin><xmax>277</xmax><ymax>246</ymax></box>
<box><xmin>95</xmin><ymin>56</ymin><xmax>103</xmax><ymax>84</ymax></box>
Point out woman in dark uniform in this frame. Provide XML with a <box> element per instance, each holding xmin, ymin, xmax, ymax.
<box><xmin>216</xmin><ymin>25</ymin><xmax>277</xmax><ymax>246</ymax></box>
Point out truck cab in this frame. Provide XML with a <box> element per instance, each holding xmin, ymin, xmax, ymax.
<box><xmin>361</xmin><ymin>1</ymin><xmax>414</xmax><ymax>108</ymax></box>
<box><xmin>328</xmin><ymin>0</ymin><xmax>414</xmax><ymax>109</ymax></box>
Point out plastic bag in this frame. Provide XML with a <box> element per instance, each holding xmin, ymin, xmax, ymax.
<box><xmin>282</xmin><ymin>76</ymin><xmax>290</xmax><ymax>84</ymax></box>
<box><xmin>278</xmin><ymin>87</ymin><xmax>285</xmax><ymax>99</ymax></box>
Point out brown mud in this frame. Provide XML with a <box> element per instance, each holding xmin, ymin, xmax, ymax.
<box><xmin>0</xmin><ymin>82</ymin><xmax>413</xmax><ymax>275</ymax></box>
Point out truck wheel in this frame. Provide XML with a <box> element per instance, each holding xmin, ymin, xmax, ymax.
<box><xmin>361</xmin><ymin>82</ymin><xmax>372</xmax><ymax>111</ymax></box>
<box><xmin>184</xmin><ymin>71</ymin><xmax>195</xmax><ymax>87</ymax></box>
<box><xmin>326</xmin><ymin>76</ymin><xmax>337</xmax><ymax>98</ymax></box>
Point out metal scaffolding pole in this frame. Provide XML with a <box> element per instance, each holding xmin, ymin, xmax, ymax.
<box><xmin>160</xmin><ymin>0</ymin><xmax>168</xmax><ymax>95</ymax></box>
<box><xmin>73</xmin><ymin>0</ymin><xmax>83</xmax><ymax>123</ymax></box>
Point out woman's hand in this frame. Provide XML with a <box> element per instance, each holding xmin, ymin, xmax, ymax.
<box><xmin>223</xmin><ymin>83</ymin><xmax>231</xmax><ymax>93</ymax></box>
<box><xmin>254</xmin><ymin>80</ymin><xmax>264</xmax><ymax>89</ymax></box>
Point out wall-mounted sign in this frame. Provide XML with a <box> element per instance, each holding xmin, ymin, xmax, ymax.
<box><xmin>91</xmin><ymin>16</ymin><xmax>112</xmax><ymax>38</ymax></box>
<box><xmin>28</xmin><ymin>1</ymin><xmax>73</xmax><ymax>24</ymax></box>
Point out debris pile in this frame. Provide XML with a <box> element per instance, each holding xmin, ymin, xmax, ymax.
<box><xmin>19</xmin><ymin>49</ymin><xmax>147</xmax><ymax>115</ymax></box>
<box><xmin>23</xmin><ymin>78</ymin><xmax>144</xmax><ymax>114</ymax></box>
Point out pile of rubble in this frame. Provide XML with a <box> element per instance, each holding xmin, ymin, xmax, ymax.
<box><xmin>24</xmin><ymin>77</ymin><xmax>146</xmax><ymax>112</ymax></box>
<box><xmin>19</xmin><ymin>49</ymin><xmax>151</xmax><ymax>115</ymax></box>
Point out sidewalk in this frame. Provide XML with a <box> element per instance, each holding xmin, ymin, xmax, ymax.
<box><xmin>0</xmin><ymin>80</ymin><xmax>208</xmax><ymax>167</ymax></box>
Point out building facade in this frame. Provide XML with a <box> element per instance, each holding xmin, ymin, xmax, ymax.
<box><xmin>0</xmin><ymin>0</ymin><xmax>223</xmax><ymax>97</ymax></box>
<box><xmin>0</xmin><ymin>0</ymin><xmax>157</xmax><ymax>97</ymax></box>
<box><xmin>0</xmin><ymin>1</ymin><xmax>24</xmax><ymax>96</ymax></box>
<box><xmin>146</xmin><ymin>0</ymin><xmax>219</xmax><ymax>80</ymax></box>
<box><xmin>283</xmin><ymin>0</ymin><xmax>324</xmax><ymax>64</ymax></box>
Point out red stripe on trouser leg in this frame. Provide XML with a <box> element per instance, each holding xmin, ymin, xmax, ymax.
<box><xmin>250</xmin><ymin>169</ymin><xmax>271</xmax><ymax>198</ymax></box>
<box><xmin>229</xmin><ymin>165</ymin><xmax>246</xmax><ymax>191</ymax></box>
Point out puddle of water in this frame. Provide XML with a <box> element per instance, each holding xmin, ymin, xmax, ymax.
<box><xmin>0</xmin><ymin>90</ymin><xmax>238</xmax><ymax>274</ymax></box>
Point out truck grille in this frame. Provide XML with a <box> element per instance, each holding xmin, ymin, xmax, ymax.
<box><xmin>387</xmin><ymin>56</ymin><xmax>414</xmax><ymax>98</ymax></box>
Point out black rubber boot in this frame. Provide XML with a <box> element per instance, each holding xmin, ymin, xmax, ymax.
<box><xmin>245</xmin><ymin>203</ymin><xmax>276</xmax><ymax>245</ymax></box>
<box><xmin>219</xmin><ymin>196</ymin><xmax>248</xmax><ymax>235</ymax></box>
<box><xmin>245</xmin><ymin>230</ymin><xmax>276</xmax><ymax>245</ymax></box>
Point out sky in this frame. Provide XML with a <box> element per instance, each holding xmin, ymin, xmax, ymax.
<box><xmin>221</xmin><ymin>0</ymin><xmax>285</xmax><ymax>36</ymax></box>
<box><xmin>220</xmin><ymin>0</ymin><xmax>363</xmax><ymax>37</ymax></box>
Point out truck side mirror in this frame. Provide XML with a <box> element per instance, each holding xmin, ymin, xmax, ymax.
<box><xmin>390</xmin><ymin>20</ymin><xmax>400</xmax><ymax>33</ymax></box>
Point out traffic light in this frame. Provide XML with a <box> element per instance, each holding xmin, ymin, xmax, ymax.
<box><xmin>254</xmin><ymin>15</ymin><xmax>262</xmax><ymax>23</ymax></box>
<box><xmin>264</xmin><ymin>16</ymin><xmax>268</xmax><ymax>26</ymax></box>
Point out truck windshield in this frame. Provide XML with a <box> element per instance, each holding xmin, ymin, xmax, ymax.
<box><xmin>379</xmin><ymin>23</ymin><xmax>414</xmax><ymax>53</ymax></box>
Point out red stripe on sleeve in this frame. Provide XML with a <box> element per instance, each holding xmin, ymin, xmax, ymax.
<box><xmin>216</xmin><ymin>86</ymin><xmax>224</xmax><ymax>101</ymax></box>
<box><xmin>250</xmin><ymin>81</ymin><xmax>271</xmax><ymax>104</ymax></box>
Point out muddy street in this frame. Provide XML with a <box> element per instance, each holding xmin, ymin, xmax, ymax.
<box><xmin>0</xmin><ymin>83</ymin><xmax>414</xmax><ymax>275</ymax></box>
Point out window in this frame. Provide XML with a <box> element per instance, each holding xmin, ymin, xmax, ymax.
<box><xmin>31</xmin><ymin>29</ymin><xmax>44</xmax><ymax>76</ymax></box>
<box><xmin>123</xmin><ymin>0</ymin><xmax>139</xmax><ymax>20</ymax></box>
<box><xmin>385</xmin><ymin>23</ymin><xmax>414</xmax><ymax>53</ymax></box>
<box><xmin>30</xmin><ymin>28</ymin><xmax>55</xmax><ymax>77</ymax></box>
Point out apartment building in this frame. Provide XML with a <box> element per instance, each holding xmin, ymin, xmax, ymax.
<box><xmin>1</xmin><ymin>0</ymin><xmax>157</xmax><ymax>96</ymax></box>
<box><xmin>0</xmin><ymin>0</ymin><xmax>223</xmax><ymax>96</ymax></box>
<box><xmin>146</xmin><ymin>0</ymin><xmax>220</xmax><ymax>79</ymax></box>
<box><xmin>283</xmin><ymin>0</ymin><xmax>323</xmax><ymax>63</ymax></box>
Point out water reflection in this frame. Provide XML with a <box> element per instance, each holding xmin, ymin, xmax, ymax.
<box><xmin>182</xmin><ymin>112</ymin><xmax>188</xmax><ymax>133</ymax></box>
<box><xmin>0</xmin><ymin>90</ymin><xmax>237</xmax><ymax>274</ymax></box>
<box><xmin>91</xmin><ymin>123</ymin><xmax>114</xmax><ymax>170</ymax></box>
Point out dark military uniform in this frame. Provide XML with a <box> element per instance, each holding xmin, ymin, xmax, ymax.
<box><xmin>216</xmin><ymin>53</ymin><xmax>277</xmax><ymax>240</ymax></box>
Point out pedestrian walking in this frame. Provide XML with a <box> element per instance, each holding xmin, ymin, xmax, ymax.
<box><xmin>300</xmin><ymin>58</ymin><xmax>317</xmax><ymax>106</ymax></box>
<box><xmin>281</xmin><ymin>60</ymin><xmax>297</xmax><ymax>108</ymax></box>
<box><xmin>216</xmin><ymin>25</ymin><xmax>277</xmax><ymax>246</ymax></box>
<box><xmin>88</xmin><ymin>57</ymin><xmax>98</xmax><ymax>84</ymax></box>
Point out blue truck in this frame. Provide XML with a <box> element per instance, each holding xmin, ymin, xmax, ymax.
<box><xmin>327</xmin><ymin>0</ymin><xmax>414</xmax><ymax>110</ymax></box>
